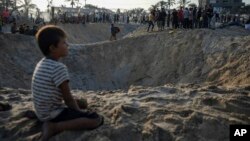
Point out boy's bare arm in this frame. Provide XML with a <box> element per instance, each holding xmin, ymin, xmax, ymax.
<box><xmin>59</xmin><ymin>81</ymin><xmax>80</xmax><ymax>111</ymax></box>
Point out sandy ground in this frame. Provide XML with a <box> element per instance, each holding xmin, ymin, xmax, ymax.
<box><xmin>1</xmin><ymin>23</ymin><xmax>139</xmax><ymax>44</ymax></box>
<box><xmin>58</xmin><ymin>23</ymin><xmax>139</xmax><ymax>44</ymax></box>
<box><xmin>0</xmin><ymin>25</ymin><xmax>250</xmax><ymax>141</ymax></box>
<box><xmin>0</xmin><ymin>84</ymin><xmax>250</xmax><ymax>141</ymax></box>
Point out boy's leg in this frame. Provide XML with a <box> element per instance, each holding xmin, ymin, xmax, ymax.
<box><xmin>42</xmin><ymin>117</ymin><xmax>102</xmax><ymax>141</ymax></box>
<box><xmin>41</xmin><ymin>108</ymin><xmax>103</xmax><ymax>141</ymax></box>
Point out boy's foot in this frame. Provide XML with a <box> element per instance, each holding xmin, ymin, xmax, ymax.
<box><xmin>41</xmin><ymin>122</ymin><xmax>57</xmax><ymax>141</ymax></box>
<box><xmin>98</xmin><ymin>116</ymin><xmax>104</xmax><ymax>126</ymax></box>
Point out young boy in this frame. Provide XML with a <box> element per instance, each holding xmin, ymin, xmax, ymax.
<box><xmin>32</xmin><ymin>25</ymin><xmax>103</xmax><ymax>141</ymax></box>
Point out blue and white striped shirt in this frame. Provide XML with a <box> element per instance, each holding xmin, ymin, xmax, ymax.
<box><xmin>31</xmin><ymin>58</ymin><xmax>69</xmax><ymax>121</ymax></box>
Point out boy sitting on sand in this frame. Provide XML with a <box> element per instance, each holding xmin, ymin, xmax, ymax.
<box><xmin>32</xmin><ymin>25</ymin><xmax>103</xmax><ymax>141</ymax></box>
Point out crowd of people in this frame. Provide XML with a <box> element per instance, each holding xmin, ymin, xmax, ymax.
<box><xmin>10</xmin><ymin>22</ymin><xmax>39</xmax><ymax>36</ymax></box>
<box><xmin>53</xmin><ymin>12</ymin><xmax>139</xmax><ymax>24</ymax></box>
<box><xmin>0</xmin><ymin>8</ymin><xmax>45</xmax><ymax>35</ymax></box>
<box><xmin>146</xmin><ymin>5</ymin><xmax>249</xmax><ymax>32</ymax></box>
<box><xmin>1</xmin><ymin>5</ymin><xmax>250</xmax><ymax>34</ymax></box>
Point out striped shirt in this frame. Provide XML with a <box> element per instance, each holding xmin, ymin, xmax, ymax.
<box><xmin>31</xmin><ymin>58</ymin><xmax>69</xmax><ymax>121</ymax></box>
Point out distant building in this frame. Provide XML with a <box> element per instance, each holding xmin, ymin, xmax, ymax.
<box><xmin>50</xmin><ymin>6</ymin><xmax>114</xmax><ymax>18</ymax></box>
<box><xmin>199</xmin><ymin>0</ymin><xmax>245</xmax><ymax>11</ymax></box>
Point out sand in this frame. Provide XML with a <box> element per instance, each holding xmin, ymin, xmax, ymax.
<box><xmin>0</xmin><ymin>85</ymin><xmax>250</xmax><ymax>141</ymax></box>
<box><xmin>1</xmin><ymin>23</ymin><xmax>139</xmax><ymax>44</ymax></box>
<box><xmin>58</xmin><ymin>23</ymin><xmax>139</xmax><ymax>44</ymax></box>
<box><xmin>0</xmin><ymin>25</ymin><xmax>250</xmax><ymax>141</ymax></box>
<box><xmin>0</xmin><ymin>26</ymin><xmax>249</xmax><ymax>89</ymax></box>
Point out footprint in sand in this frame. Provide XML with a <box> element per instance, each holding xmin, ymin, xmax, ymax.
<box><xmin>201</xmin><ymin>97</ymin><xmax>220</xmax><ymax>106</ymax></box>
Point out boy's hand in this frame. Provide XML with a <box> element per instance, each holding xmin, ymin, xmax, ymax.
<box><xmin>76</xmin><ymin>98</ymin><xmax>88</xmax><ymax>109</ymax></box>
<box><xmin>59</xmin><ymin>81</ymin><xmax>81</xmax><ymax>111</ymax></box>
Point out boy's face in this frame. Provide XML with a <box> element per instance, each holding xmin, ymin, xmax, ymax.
<box><xmin>52</xmin><ymin>37</ymin><xmax>69</xmax><ymax>57</ymax></box>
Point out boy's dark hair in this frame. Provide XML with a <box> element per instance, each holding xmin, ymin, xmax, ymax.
<box><xmin>35</xmin><ymin>25</ymin><xmax>66</xmax><ymax>56</ymax></box>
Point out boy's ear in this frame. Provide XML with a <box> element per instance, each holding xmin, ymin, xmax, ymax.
<box><xmin>49</xmin><ymin>45</ymin><xmax>56</xmax><ymax>52</ymax></box>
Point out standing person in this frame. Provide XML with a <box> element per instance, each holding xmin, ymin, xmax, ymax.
<box><xmin>2</xmin><ymin>9</ymin><xmax>10</xmax><ymax>24</ymax></box>
<box><xmin>197</xmin><ymin>8</ymin><xmax>202</xmax><ymax>28</ymax></box>
<box><xmin>246</xmin><ymin>16</ymin><xmax>250</xmax><ymax>30</ymax></box>
<box><xmin>24</xmin><ymin>26</ymin><xmax>31</xmax><ymax>35</ymax></box>
<box><xmin>11</xmin><ymin>22</ymin><xmax>18</xmax><ymax>34</ymax></box>
<box><xmin>172</xmin><ymin>9</ymin><xmax>179</xmax><ymax>29</ymax></box>
<box><xmin>82</xmin><ymin>15</ymin><xmax>86</xmax><ymax>24</ymax></box>
<box><xmin>33</xmin><ymin>25</ymin><xmax>104</xmax><ymax>141</ymax></box>
<box><xmin>155</xmin><ymin>9</ymin><xmax>161</xmax><ymax>31</ymax></box>
<box><xmin>210</xmin><ymin>13</ymin><xmax>216</xmax><ymax>29</ymax></box>
<box><xmin>206</xmin><ymin>5</ymin><xmax>213</xmax><ymax>28</ymax></box>
<box><xmin>160</xmin><ymin>8</ymin><xmax>167</xmax><ymax>31</ymax></box>
<box><xmin>215</xmin><ymin>12</ymin><xmax>220</xmax><ymax>22</ymax></box>
<box><xmin>189</xmin><ymin>8</ymin><xmax>194</xmax><ymax>29</ymax></box>
<box><xmin>221</xmin><ymin>14</ymin><xmax>224</xmax><ymax>23</ymax></box>
<box><xmin>110</xmin><ymin>24</ymin><xmax>120</xmax><ymax>41</ymax></box>
<box><xmin>193</xmin><ymin>7</ymin><xmax>197</xmax><ymax>28</ymax></box>
<box><xmin>183</xmin><ymin>8</ymin><xmax>189</xmax><ymax>29</ymax></box>
<box><xmin>31</xmin><ymin>25</ymin><xmax>38</xmax><ymax>36</ymax></box>
<box><xmin>178</xmin><ymin>7</ymin><xmax>184</xmax><ymax>28</ymax></box>
<box><xmin>127</xmin><ymin>14</ymin><xmax>130</xmax><ymax>24</ymax></box>
<box><xmin>19</xmin><ymin>24</ymin><xmax>25</xmax><ymax>34</ymax></box>
<box><xmin>202</xmin><ymin>9</ymin><xmax>207</xmax><ymax>28</ymax></box>
<box><xmin>0</xmin><ymin>16</ymin><xmax>2</xmax><ymax>33</ymax></box>
<box><xmin>167</xmin><ymin>10</ymin><xmax>171</xmax><ymax>27</ymax></box>
<box><xmin>147</xmin><ymin>11</ymin><xmax>155</xmax><ymax>32</ymax></box>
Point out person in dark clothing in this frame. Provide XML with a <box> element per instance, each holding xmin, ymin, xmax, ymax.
<box><xmin>160</xmin><ymin>8</ymin><xmax>167</xmax><ymax>31</ymax></box>
<box><xmin>183</xmin><ymin>8</ymin><xmax>189</xmax><ymax>28</ymax></box>
<box><xmin>24</xmin><ymin>26</ymin><xmax>30</xmax><ymax>35</ymax></box>
<box><xmin>193</xmin><ymin>7</ymin><xmax>197</xmax><ymax>28</ymax></box>
<box><xmin>189</xmin><ymin>8</ymin><xmax>194</xmax><ymax>29</ymax></box>
<box><xmin>246</xmin><ymin>16</ymin><xmax>250</xmax><ymax>24</ymax></box>
<box><xmin>206</xmin><ymin>5</ymin><xmax>213</xmax><ymax>28</ymax></box>
<box><xmin>110</xmin><ymin>24</ymin><xmax>119</xmax><ymax>41</ymax></box>
<box><xmin>31</xmin><ymin>26</ymin><xmax>38</xmax><ymax>36</ymax></box>
<box><xmin>167</xmin><ymin>10</ymin><xmax>171</xmax><ymax>27</ymax></box>
<box><xmin>0</xmin><ymin>16</ymin><xmax>3</xmax><ymax>33</ymax></box>
<box><xmin>197</xmin><ymin>8</ymin><xmax>202</xmax><ymax>28</ymax></box>
<box><xmin>178</xmin><ymin>7</ymin><xmax>184</xmax><ymax>28</ymax></box>
<box><xmin>202</xmin><ymin>10</ymin><xmax>208</xmax><ymax>28</ymax></box>
<box><xmin>215</xmin><ymin>12</ymin><xmax>220</xmax><ymax>22</ymax></box>
<box><xmin>172</xmin><ymin>9</ymin><xmax>179</xmax><ymax>29</ymax></box>
<box><xmin>11</xmin><ymin>22</ymin><xmax>18</xmax><ymax>34</ymax></box>
<box><xmin>155</xmin><ymin>9</ymin><xmax>161</xmax><ymax>31</ymax></box>
<box><xmin>19</xmin><ymin>25</ymin><xmax>25</xmax><ymax>34</ymax></box>
<box><xmin>147</xmin><ymin>11</ymin><xmax>155</xmax><ymax>32</ymax></box>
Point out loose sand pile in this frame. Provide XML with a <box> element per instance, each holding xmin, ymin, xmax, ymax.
<box><xmin>0</xmin><ymin>85</ymin><xmax>250</xmax><ymax>141</ymax></box>
<box><xmin>0</xmin><ymin>25</ymin><xmax>250</xmax><ymax>141</ymax></box>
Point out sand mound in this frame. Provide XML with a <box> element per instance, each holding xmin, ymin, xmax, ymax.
<box><xmin>0</xmin><ymin>85</ymin><xmax>249</xmax><ymax>141</ymax></box>
<box><xmin>66</xmin><ymin>27</ymin><xmax>250</xmax><ymax>90</ymax></box>
<box><xmin>1</xmin><ymin>23</ymin><xmax>139</xmax><ymax>44</ymax></box>
<box><xmin>0</xmin><ymin>27</ymin><xmax>249</xmax><ymax>89</ymax></box>
<box><xmin>55</xmin><ymin>23</ymin><xmax>138</xmax><ymax>44</ymax></box>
